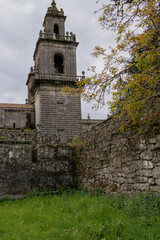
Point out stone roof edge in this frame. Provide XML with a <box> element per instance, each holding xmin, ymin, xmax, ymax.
<box><xmin>0</xmin><ymin>103</ymin><xmax>34</xmax><ymax>109</ymax></box>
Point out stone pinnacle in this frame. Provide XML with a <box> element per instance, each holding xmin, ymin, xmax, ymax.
<box><xmin>51</xmin><ymin>0</ymin><xmax>56</xmax><ymax>7</ymax></box>
<box><xmin>51</xmin><ymin>0</ymin><xmax>58</xmax><ymax>11</ymax></box>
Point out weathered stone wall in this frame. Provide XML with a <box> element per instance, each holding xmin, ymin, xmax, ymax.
<box><xmin>0</xmin><ymin>130</ymin><xmax>74</xmax><ymax>196</ymax></box>
<box><xmin>75</xmin><ymin>118</ymin><xmax>160</xmax><ymax>194</ymax></box>
<box><xmin>0</xmin><ymin>107</ymin><xmax>35</xmax><ymax>129</ymax></box>
<box><xmin>31</xmin><ymin>145</ymin><xmax>73</xmax><ymax>191</ymax></box>
<box><xmin>35</xmin><ymin>84</ymin><xmax>81</xmax><ymax>140</ymax></box>
<box><xmin>1</xmin><ymin>117</ymin><xmax>160</xmax><ymax>196</ymax></box>
<box><xmin>4</xmin><ymin>110</ymin><xmax>34</xmax><ymax>129</ymax></box>
<box><xmin>81</xmin><ymin>119</ymin><xmax>103</xmax><ymax>132</ymax></box>
<box><xmin>0</xmin><ymin>142</ymin><xmax>32</xmax><ymax>195</ymax></box>
<box><xmin>0</xmin><ymin>110</ymin><xmax>5</xmax><ymax>128</ymax></box>
<box><xmin>36</xmin><ymin>42</ymin><xmax>77</xmax><ymax>76</ymax></box>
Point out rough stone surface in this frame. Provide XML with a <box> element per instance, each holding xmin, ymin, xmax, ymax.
<box><xmin>0</xmin><ymin>130</ymin><xmax>74</xmax><ymax>196</ymax></box>
<box><xmin>31</xmin><ymin>144</ymin><xmax>73</xmax><ymax>191</ymax></box>
<box><xmin>75</xmin><ymin>117</ymin><xmax>160</xmax><ymax>194</ymax></box>
<box><xmin>0</xmin><ymin>106</ymin><xmax>35</xmax><ymax>129</ymax></box>
<box><xmin>0</xmin><ymin>142</ymin><xmax>32</xmax><ymax>195</ymax></box>
<box><xmin>34</xmin><ymin>85</ymin><xmax>82</xmax><ymax>139</ymax></box>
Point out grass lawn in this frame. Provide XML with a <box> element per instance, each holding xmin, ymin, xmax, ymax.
<box><xmin>0</xmin><ymin>191</ymin><xmax>160</xmax><ymax>240</ymax></box>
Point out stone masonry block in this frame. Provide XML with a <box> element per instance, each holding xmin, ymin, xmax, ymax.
<box><xmin>143</xmin><ymin>161</ymin><xmax>154</xmax><ymax>169</ymax></box>
<box><xmin>152</xmin><ymin>167</ymin><xmax>160</xmax><ymax>178</ymax></box>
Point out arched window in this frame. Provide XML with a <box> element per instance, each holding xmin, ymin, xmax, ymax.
<box><xmin>54</xmin><ymin>54</ymin><xmax>64</xmax><ymax>74</ymax></box>
<box><xmin>54</xmin><ymin>24</ymin><xmax>59</xmax><ymax>35</ymax></box>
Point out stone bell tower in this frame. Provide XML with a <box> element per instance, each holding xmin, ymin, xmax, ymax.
<box><xmin>26</xmin><ymin>0</ymin><xmax>82</xmax><ymax>140</ymax></box>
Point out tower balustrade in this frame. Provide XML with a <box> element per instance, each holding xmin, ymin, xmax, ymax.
<box><xmin>39</xmin><ymin>30</ymin><xmax>76</xmax><ymax>42</ymax></box>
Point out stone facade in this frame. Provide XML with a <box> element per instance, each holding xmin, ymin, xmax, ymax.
<box><xmin>75</xmin><ymin>118</ymin><xmax>160</xmax><ymax>194</ymax></box>
<box><xmin>33</xmin><ymin>84</ymin><xmax>82</xmax><ymax>138</ymax></box>
<box><xmin>0</xmin><ymin>104</ymin><xmax>34</xmax><ymax>129</ymax></box>
<box><xmin>0</xmin><ymin>129</ymin><xmax>74</xmax><ymax>196</ymax></box>
<box><xmin>81</xmin><ymin>119</ymin><xmax>103</xmax><ymax>132</ymax></box>
<box><xmin>0</xmin><ymin>142</ymin><xmax>32</xmax><ymax>195</ymax></box>
<box><xmin>32</xmin><ymin>144</ymin><xmax>73</xmax><ymax>191</ymax></box>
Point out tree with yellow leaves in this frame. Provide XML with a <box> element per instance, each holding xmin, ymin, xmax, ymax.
<box><xmin>65</xmin><ymin>0</ymin><xmax>160</xmax><ymax>130</ymax></box>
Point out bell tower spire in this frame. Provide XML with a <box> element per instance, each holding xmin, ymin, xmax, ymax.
<box><xmin>26</xmin><ymin>1</ymin><xmax>82</xmax><ymax>140</ymax></box>
<box><xmin>43</xmin><ymin>0</ymin><xmax>66</xmax><ymax>35</ymax></box>
<box><xmin>51</xmin><ymin>0</ymin><xmax>58</xmax><ymax>11</ymax></box>
<box><xmin>51</xmin><ymin>0</ymin><xmax>56</xmax><ymax>8</ymax></box>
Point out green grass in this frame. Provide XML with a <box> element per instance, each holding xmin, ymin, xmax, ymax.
<box><xmin>0</xmin><ymin>191</ymin><xmax>160</xmax><ymax>240</ymax></box>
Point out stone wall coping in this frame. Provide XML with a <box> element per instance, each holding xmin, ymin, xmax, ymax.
<box><xmin>0</xmin><ymin>103</ymin><xmax>34</xmax><ymax>110</ymax></box>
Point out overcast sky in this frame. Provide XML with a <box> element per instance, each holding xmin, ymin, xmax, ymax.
<box><xmin>0</xmin><ymin>0</ymin><xmax>115</xmax><ymax>119</ymax></box>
